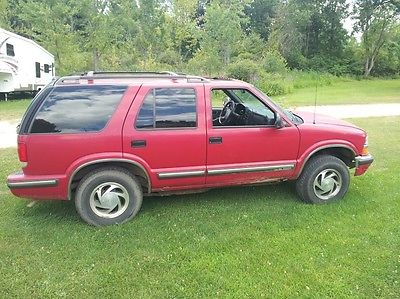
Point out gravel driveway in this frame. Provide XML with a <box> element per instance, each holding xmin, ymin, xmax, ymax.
<box><xmin>0</xmin><ymin>120</ymin><xmax>18</xmax><ymax>149</ymax></box>
<box><xmin>295</xmin><ymin>103</ymin><xmax>400</xmax><ymax>119</ymax></box>
<box><xmin>1</xmin><ymin>103</ymin><xmax>400</xmax><ymax>149</ymax></box>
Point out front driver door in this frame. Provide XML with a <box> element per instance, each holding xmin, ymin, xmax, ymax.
<box><xmin>206</xmin><ymin>87</ymin><xmax>300</xmax><ymax>187</ymax></box>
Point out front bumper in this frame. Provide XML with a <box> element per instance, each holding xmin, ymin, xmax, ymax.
<box><xmin>354</xmin><ymin>154</ymin><xmax>374</xmax><ymax>176</ymax></box>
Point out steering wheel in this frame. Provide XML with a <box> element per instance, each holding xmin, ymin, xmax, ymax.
<box><xmin>219</xmin><ymin>100</ymin><xmax>236</xmax><ymax>125</ymax></box>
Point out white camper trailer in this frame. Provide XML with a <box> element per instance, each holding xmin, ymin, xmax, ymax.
<box><xmin>0</xmin><ymin>28</ymin><xmax>55</xmax><ymax>99</ymax></box>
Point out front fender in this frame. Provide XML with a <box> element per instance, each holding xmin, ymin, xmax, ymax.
<box><xmin>294</xmin><ymin>140</ymin><xmax>357</xmax><ymax>178</ymax></box>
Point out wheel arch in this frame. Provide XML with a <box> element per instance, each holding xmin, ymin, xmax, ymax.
<box><xmin>296</xmin><ymin>144</ymin><xmax>357</xmax><ymax>179</ymax></box>
<box><xmin>68</xmin><ymin>159</ymin><xmax>151</xmax><ymax>200</ymax></box>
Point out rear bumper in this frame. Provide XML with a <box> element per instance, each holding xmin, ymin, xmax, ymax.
<box><xmin>7</xmin><ymin>179</ymin><xmax>58</xmax><ymax>189</ymax></box>
<box><xmin>7</xmin><ymin>171</ymin><xmax>67</xmax><ymax>200</ymax></box>
<box><xmin>354</xmin><ymin>154</ymin><xmax>374</xmax><ymax>176</ymax></box>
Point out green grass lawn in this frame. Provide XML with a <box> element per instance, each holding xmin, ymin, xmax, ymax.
<box><xmin>276</xmin><ymin>79</ymin><xmax>400</xmax><ymax>107</ymax></box>
<box><xmin>1</xmin><ymin>116</ymin><xmax>399</xmax><ymax>298</ymax></box>
<box><xmin>0</xmin><ymin>99</ymin><xmax>31</xmax><ymax>121</ymax></box>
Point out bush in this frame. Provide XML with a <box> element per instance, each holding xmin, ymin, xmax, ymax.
<box><xmin>226</xmin><ymin>59</ymin><xmax>261</xmax><ymax>82</ymax></box>
<box><xmin>287</xmin><ymin>70</ymin><xmax>344</xmax><ymax>89</ymax></box>
<box><xmin>262</xmin><ymin>51</ymin><xmax>288</xmax><ymax>74</ymax></box>
<box><xmin>256</xmin><ymin>73</ymin><xmax>292</xmax><ymax>96</ymax></box>
<box><xmin>187</xmin><ymin>49</ymin><xmax>223</xmax><ymax>76</ymax></box>
<box><xmin>254</xmin><ymin>70</ymin><xmax>349</xmax><ymax>97</ymax></box>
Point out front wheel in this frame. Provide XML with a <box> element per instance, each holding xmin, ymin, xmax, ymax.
<box><xmin>75</xmin><ymin>168</ymin><xmax>143</xmax><ymax>226</ymax></box>
<box><xmin>296</xmin><ymin>155</ymin><xmax>350</xmax><ymax>204</ymax></box>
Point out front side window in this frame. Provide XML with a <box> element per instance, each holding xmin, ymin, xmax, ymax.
<box><xmin>136</xmin><ymin>88</ymin><xmax>197</xmax><ymax>129</ymax></box>
<box><xmin>211</xmin><ymin>88</ymin><xmax>275</xmax><ymax>127</ymax></box>
<box><xmin>30</xmin><ymin>85</ymin><xmax>127</xmax><ymax>133</ymax></box>
<box><xmin>6</xmin><ymin>43</ymin><xmax>14</xmax><ymax>56</ymax></box>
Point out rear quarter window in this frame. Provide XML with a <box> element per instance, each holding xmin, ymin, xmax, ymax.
<box><xmin>30</xmin><ymin>85</ymin><xmax>127</xmax><ymax>134</ymax></box>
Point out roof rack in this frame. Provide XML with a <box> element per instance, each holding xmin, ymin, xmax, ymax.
<box><xmin>54</xmin><ymin>71</ymin><xmax>210</xmax><ymax>85</ymax></box>
<box><xmin>84</xmin><ymin>71</ymin><xmax>182</xmax><ymax>77</ymax></box>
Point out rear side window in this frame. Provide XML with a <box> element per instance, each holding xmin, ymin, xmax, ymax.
<box><xmin>135</xmin><ymin>88</ymin><xmax>196</xmax><ymax>129</ymax></box>
<box><xmin>30</xmin><ymin>85</ymin><xmax>127</xmax><ymax>133</ymax></box>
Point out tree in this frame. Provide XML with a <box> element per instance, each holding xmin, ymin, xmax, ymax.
<box><xmin>244</xmin><ymin>0</ymin><xmax>278</xmax><ymax>41</ymax></box>
<box><xmin>198</xmin><ymin>0</ymin><xmax>247</xmax><ymax>67</ymax></box>
<box><xmin>0</xmin><ymin>0</ymin><xmax>9</xmax><ymax>28</ymax></box>
<box><xmin>269</xmin><ymin>0</ymin><xmax>349</xmax><ymax>71</ymax></box>
<box><xmin>16</xmin><ymin>0</ymin><xmax>88</xmax><ymax>74</ymax></box>
<box><xmin>354</xmin><ymin>0</ymin><xmax>400</xmax><ymax>76</ymax></box>
<box><xmin>166</xmin><ymin>0</ymin><xmax>199</xmax><ymax>62</ymax></box>
<box><xmin>268</xmin><ymin>1</ymin><xmax>309</xmax><ymax>68</ymax></box>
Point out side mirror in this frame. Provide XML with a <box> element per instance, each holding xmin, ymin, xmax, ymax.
<box><xmin>274</xmin><ymin>114</ymin><xmax>284</xmax><ymax>129</ymax></box>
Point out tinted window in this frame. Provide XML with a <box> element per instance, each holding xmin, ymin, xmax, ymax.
<box><xmin>6</xmin><ymin>43</ymin><xmax>14</xmax><ymax>56</ymax></box>
<box><xmin>30</xmin><ymin>85</ymin><xmax>127</xmax><ymax>133</ymax></box>
<box><xmin>136</xmin><ymin>88</ymin><xmax>196</xmax><ymax>129</ymax></box>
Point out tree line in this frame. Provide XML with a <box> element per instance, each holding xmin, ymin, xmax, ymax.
<box><xmin>0</xmin><ymin>0</ymin><xmax>399</xmax><ymax>78</ymax></box>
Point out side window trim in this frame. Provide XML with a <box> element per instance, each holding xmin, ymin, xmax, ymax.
<box><xmin>135</xmin><ymin>87</ymin><xmax>198</xmax><ymax>130</ymax></box>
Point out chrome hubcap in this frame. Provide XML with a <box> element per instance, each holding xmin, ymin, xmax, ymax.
<box><xmin>89</xmin><ymin>182</ymin><xmax>129</xmax><ymax>218</ymax></box>
<box><xmin>313</xmin><ymin>169</ymin><xmax>342</xmax><ymax>200</ymax></box>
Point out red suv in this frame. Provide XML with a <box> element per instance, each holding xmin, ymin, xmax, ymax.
<box><xmin>7</xmin><ymin>72</ymin><xmax>374</xmax><ymax>226</ymax></box>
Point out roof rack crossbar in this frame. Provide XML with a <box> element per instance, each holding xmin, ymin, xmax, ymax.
<box><xmin>84</xmin><ymin>71</ymin><xmax>183</xmax><ymax>76</ymax></box>
<box><xmin>53</xmin><ymin>72</ymin><xmax>210</xmax><ymax>85</ymax></box>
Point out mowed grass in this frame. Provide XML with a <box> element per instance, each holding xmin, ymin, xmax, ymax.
<box><xmin>0</xmin><ymin>99</ymin><xmax>31</xmax><ymax>121</ymax></box>
<box><xmin>276</xmin><ymin>78</ymin><xmax>400</xmax><ymax>107</ymax></box>
<box><xmin>0</xmin><ymin>116</ymin><xmax>399</xmax><ymax>298</ymax></box>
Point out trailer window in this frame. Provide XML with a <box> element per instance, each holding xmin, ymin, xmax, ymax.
<box><xmin>44</xmin><ymin>64</ymin><xmax>50</xmax><ymax>73</ymax></box>
<box><xmin>35</xmin><ymin>62</ymin><xmax>41</xmax><ymax>78</ymax></box>
<box><xmin>6</xmin><ymin>43</ymin><xmax>14</xmax><ymax>56</ymax></box>
<box><xmin>30</xmin><ymin>85</ymin><xmax>127</xmax><ymax>134</ymax></box>
<box><xmin>35</xmin><ymin>62</ymin><xmax>40</xmax><ymax>78</ymax></box>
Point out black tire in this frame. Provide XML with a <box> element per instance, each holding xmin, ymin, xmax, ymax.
<box><xmin>75</xmin><ymin>167</ymin><xmax>143</xmax><ymax>226</ymax></box>
<box><xmin>296</xmin><ymin>155</ymin><xmax>350</xmax><ymax>204</ymax></box>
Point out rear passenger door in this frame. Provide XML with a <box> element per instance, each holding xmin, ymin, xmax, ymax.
<box><xmin>122</xmin><ymin>84</ymin><xmax>207</xmax><ymax>191</ymax></box>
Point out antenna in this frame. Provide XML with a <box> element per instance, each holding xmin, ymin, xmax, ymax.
<box><xmin>313</xmin><ymin>77</ymin><xmax>318</xmax><ymax>125</ymax></box>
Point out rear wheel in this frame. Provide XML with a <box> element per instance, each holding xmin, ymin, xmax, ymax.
<box><xmin>296</xmin><ymin>155</ymin><xmax>350</xmax><ymax>204</ymax></box>
<box><xmin>75</xmin><ymin>168</ymin><xmax>143</xmax><ymax>226</ymax></box>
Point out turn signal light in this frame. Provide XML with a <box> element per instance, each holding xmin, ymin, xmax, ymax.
<box><xmin>362</xmin><ymin>146</ymin><xmax>369</xmax><ymax>156</ymax></box>
<box><xmin>362</xmin><ymin>136</ymin><xmax>369</xmax><ymax>156</ymax></box>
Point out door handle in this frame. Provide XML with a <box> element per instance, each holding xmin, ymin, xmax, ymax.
<box><xmin>209</xmin><ymin>137</ymin><xmax>222</xmax><ymax>144</ymax></box>
<box><xmin>131</xmin><ymin>140</ymin><xmax>146</xmax><ymax>148</ymax></box>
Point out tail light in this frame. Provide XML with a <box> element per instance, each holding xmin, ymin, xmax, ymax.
<box><xmin>18</xmin><ymin>142</ymin><xmax>27</xmax><ymax>162</ymax></box>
